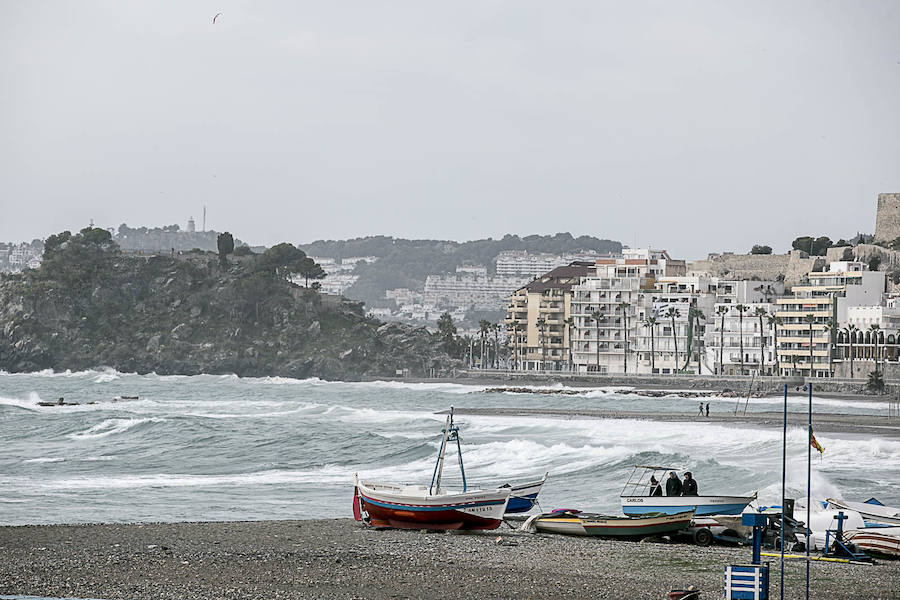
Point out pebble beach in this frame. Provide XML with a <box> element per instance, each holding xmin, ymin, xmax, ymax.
<box><xmin>1</xmin><ymin>519</ymin><xmax>897</xmax><ymax>600</ymax></box>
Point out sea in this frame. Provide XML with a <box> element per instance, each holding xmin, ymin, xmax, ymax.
<box><xmin>1</xmin><ymin>369</ymin><xmax>898</xmax><ymax>526</ymax></box>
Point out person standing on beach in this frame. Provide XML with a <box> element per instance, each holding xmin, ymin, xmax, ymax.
<box><xmin>665</xmin><ymin>471</ymin><xmax>682</xmax><ymax>496</ymax></box>
<box><xmin>704</xmin><ymin>402</ymin><xmax>709</xmax><ymax>417</ymax></box>
<box><xmin>681</xmin><ymin>472</ymin><xmax>698</xmax><ymax>496</ymax></box>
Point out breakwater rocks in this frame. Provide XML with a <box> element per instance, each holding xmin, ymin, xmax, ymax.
<box><xmin>0</xmin><ymin>233</ymin><xmax>456</xmax><ymax>379</ymax></box>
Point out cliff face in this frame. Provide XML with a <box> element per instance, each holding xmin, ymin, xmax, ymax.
<box><xmin>0</xmin><ymin>234</ymin><xmax>456</xmax><ymax>379</ymax></box>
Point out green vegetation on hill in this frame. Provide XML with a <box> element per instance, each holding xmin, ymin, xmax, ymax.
<box><xmin>0</xmin><ymin>228</ymin><xmax>456</xmax><ymax>378</ymax></box>
<box><xmin>299</xmin><ymin>233</ymin><xmax>622</xmax><ymax>307</ymax></box>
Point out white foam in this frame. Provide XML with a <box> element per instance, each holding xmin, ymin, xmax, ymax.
<box><xmin>36</xmin><ymin>467</ymin><xmax>353</xmax><ymax>490</ymax></box>
<box><xmin>68</xmin><ymin>417</ymin><xmax>164</xmax><ymax>440</ymax></box>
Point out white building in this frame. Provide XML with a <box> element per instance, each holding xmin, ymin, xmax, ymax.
<box><xmin>704</xmin><ymin>302</ymin><xmax>778</xmax><ymax>375</ymax></box>
<box><xmin>424</xmin><ymin>269</ymin><xmax>530</xmax><ymax>310</ymax></box>
<box><xmin>495</xmin><ymin>250</ymin><xmax>611</xmax><ymax>278</ymax></box>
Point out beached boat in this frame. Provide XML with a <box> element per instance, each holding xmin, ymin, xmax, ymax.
<box><xmin>500</xmin><ymin>472</ymin><xmax>548</xmax><ymax>513</ymax></box>
<box><xmin>619</xmin><ymin>466</ymin><xmax>756</xmax><ymax>517</ymax></box>
<box><xmin>826</xmin><ymin>497</ymin><xmax>900</xmax><ymax>526</ymax></box>
<box><xmin>845</xmin><ymin>527</ymin><xmax>900</xmax><ymax>559</ymax></box>
<box><xmin>353</xmin><ymin>409</ymin><xmax>511</xmax><ymax>530</ymax></box>
<box><xmin>529</xmin><ymin>509</ymin><xmax>694</xmax><ymax>538</ymax></box>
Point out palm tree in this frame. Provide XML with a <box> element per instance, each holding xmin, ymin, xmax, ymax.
<box><xmin>491</xmin><ymin>323</ymin><xmax>501</xmax><ymax>369</ymax></box>
<box><xmin>564</xmin><ymin>316</ymin><xmax>575</xmax><ymax>371</ymax></box>
<box><xmin>536</xmin><ymin>317</ymin><xmax>548</xmax><ymax>371</ymax></box>
<box><xmin>478</xmin><ymin>320</ymin><xmax>491</xmax><ymax>369</ymax></box>
<box><xmin>716</xmin><ymin>305</ymin><xmax>728</xmax><ymax>375</ymax></box>
<box><xmin>753</xmin><ymin>306</ymin><xmax>768</xmax><ymax>374</ymax></box>
<box><xmin>618</xmin><ymin>301</ymin><xmax>630</xmax><ymax>374</ymax></box>
<box><xmin>803</xmin><ymin>314</ymin><xmax>817</xmax><ymax>378</ymax></box>
<box><xmin>736</xmin><ymin>304</ymin><xmax>748</xmax><ymax>375</ymax></box>
<box><xmin>767</xmin><ymin>314</ymin><xmax>781</xmax><ymax>375</ymax></box>
<box><xmin>664</xmin><ymin>306</ymin><xmax>680</xmax><ymax>375</ymax></box>
<box><xmin>591</xmin><ymin>309</ymin><xmax>603</xmax><ymax>372</ymax></box>
<box><xmin>824</xmin><ymin>317</ymin><xmax>836</xmax><ymax>377</ymax></box>
<box><xmin>870</xmin><ymin>324</ymin><xmax>881</xmax><ymax>375</ymax></box>
<box><xmin>693</xmin><ymin>308</ymin><xmax>705</xmax><ymax>374</ymax></box>
<box><xmin>845</xmin><ymin>324</ymin><xmax>858</xmax><ymax>378</ymax></box>
<box><xmin>505</xmin><ymin>322</ymin><xmax>518</xmax><ymax>370</ymax></box>
<box><xmin>644</xmin><ymin>317</ymin><xmax>658</xmax><ymax>373</ymax></box>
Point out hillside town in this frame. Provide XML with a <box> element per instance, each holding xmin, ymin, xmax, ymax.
<box><xmin>498</xmin><ymin>193</ymin><xmax>900</xmax><ymax>381</ymax></box>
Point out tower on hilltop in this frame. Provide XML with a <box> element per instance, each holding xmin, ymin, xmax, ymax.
<box><xmin>187</xmin><ymin>217</ymin><xmax>196</xmax><ymax>233</ymax></box>
<box><xmin>875</xmin><ymin>193</ymin><xmax>900</xmax><ymax>242</ymax></box>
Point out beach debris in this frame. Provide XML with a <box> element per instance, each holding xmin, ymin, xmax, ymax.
<box><xmin>494</xmin><ymin>536</ymin><xmax>519</xmax><ymax>546</ymax></box>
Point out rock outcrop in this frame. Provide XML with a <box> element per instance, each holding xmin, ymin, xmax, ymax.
<box><xmin>0</xmin><ymin>231</ymin><xmax>457</xmax><ymax>379</ymax></box>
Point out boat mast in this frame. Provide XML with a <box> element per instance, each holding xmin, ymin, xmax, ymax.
<box><xmin>450</xmin><ymin>408</ymin><xmax>467</xmax><ymax>492</ymax></box>
<box><xmin>430</xmin><ymin>414</ymin><xmax>452</xmax><ymax>495</ymax></box>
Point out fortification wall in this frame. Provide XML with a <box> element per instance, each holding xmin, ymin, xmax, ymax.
<box><xmin>688</xmin><ymin>251</ymin><xmax>822</xmax><ymax>289</ymax></box>
<box><xmin>875</xmin><ymin>193</ymin><xmax>900</xmax><ymax>242</ymax></box>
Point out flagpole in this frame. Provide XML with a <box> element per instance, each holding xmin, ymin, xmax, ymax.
<box><xmin>806</xmin><ymin>382</ymin><xmax>812</xmax><ymax>600</ymax></box>
<box><xmin>780</xmin><ymin>383</ymin><xmax>787</xmax><ymax>600</ymax></box>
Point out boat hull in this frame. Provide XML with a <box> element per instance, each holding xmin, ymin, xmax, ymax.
<box><xmin>534</xmin><ymin>511</ymin><xmax>694</xmax><ymax>538</ymax></box>
<box><xmin>846</xmin><ymin>528</ymin><xmax>900</xmax><ymax>559</ymax></box>
<box><xmin>503</xmin><ymin>476</ymin><xmax>547</xmax><ymax>513</ymax></box>
<box><xmin>826</xmin><ymin>498</ymin><xmax>900</xmax><ymax>526</ymax></box>
<box><xmin>356</xmin><ymin>481</ymin><xmax>510</xmax><ymax>530</ymax></box>
<box><xmin>621</xmin><ymin>495</ymin><xmax>755</xmax><ymax>517</ymax></box>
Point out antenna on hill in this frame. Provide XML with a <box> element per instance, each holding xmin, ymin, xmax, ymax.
<box><xmin>203</xmin><ymin>205</ymin><xmax>207</xmax><ymax>232</ymax></box>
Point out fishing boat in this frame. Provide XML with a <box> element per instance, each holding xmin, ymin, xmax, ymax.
<box><xmin>353</xmin><ymin>409</ymin><xmax>511</xmax><ymax>530</ymax></box>
<box><xmin>500</xmin><ymin>472</ymin><xmax>548</xmax><ymax>514</ymax></box>
<box><xmin>845</xmin><ymin>527</ymin><xmax>900</xmax><ymax>559</ymax></box>
<box><xmin>826</xmin><ymin>497</ymin><xmax>900</xmax><ymax>526</ymax></box>
<box><xmin>528</xmin><ymin>509</ymin><xmax>694</xmax><ymax>538</ymax></box>
<box><xmin>619</xmin><ymin>466</ymin><xmax>757</xmax><ymax>517</ymax></box>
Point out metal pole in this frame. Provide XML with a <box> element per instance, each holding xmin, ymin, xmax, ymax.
<box><xmin>780</xmin><ymin>383</ymin><xmax>787</xmax><ymax>600</ymax></box>
<box><xmin>806</xmin><ymin>383</ymin><xmax>812</xmax><ymax>599</ymax></box>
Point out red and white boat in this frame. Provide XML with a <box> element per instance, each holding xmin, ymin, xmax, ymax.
<box><xmin>845</xmin><ymin>527</ymin><xmax>900</xmax><ymax>559</ymax></box>
<box><xmin>354</xmin><ymin>478</ymin><xmax>510</xmax><ymax>530</ymax></box>
<box><xmin>353</xmin><ymin>409</ymin><xmax>511</xmax><ymax>530</ymax></box>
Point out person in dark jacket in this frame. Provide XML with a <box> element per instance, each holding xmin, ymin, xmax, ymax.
<box><xmin>648</xmin><ymin>475</ymin><xmax>663</xmax><ymax>496</ymax></box>
<box><xmin>681</xmin><ymin>471</ymin><xmax>698</xmax><ymax>496</ymax></box>
<box><xmin>665</xmin><ymin>471</ymin><xmax>682</xmax><ymax>496</ymax></box>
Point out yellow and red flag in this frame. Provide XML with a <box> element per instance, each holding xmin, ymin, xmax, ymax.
<box><xmin>810</xmin><ymin>428</ymin><xmax>825</xmax><ymax>454</ymax></box>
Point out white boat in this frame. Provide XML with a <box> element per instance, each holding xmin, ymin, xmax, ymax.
<box><xmin>620</xmin><ymin>466</ymin><xmax>757</xmax><ymax>517</ymax></box>
<box><xmin>354</xmin><ymin>477</ymin><xmax>510</xmax><ymax>530</ymax></box>
<box><xmin>500</xmin><ymin>472</ymin><xmax>548</xmax><ymax>514</ymax></box>
<box><xmin>353</xmin><ymin>409</ymin><xmax>511</xmax><ymax>530</ymax></box>
<box><xmin>529</xmin><ymin>509</ymin><xmax>694</xmax><ymax>538</ymax></box>
<box><xmin>826</xmin><ymin>497</ymin><xmax>900</xmax><ymax>526</ymax></box>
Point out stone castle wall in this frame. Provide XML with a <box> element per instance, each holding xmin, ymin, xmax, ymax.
<box><xmin>688</xmin><ymin>250</ymin><xmax>823</xmax><ymax>289</ymax></box>
<box><xmin>874</xmin><ymin>193</ymin><xmax>900</xmax><ymax>242</ymax></box>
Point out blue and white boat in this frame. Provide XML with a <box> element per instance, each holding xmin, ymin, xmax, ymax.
<box><xmin>619</xmin><ymin>465</ymin><xmax>756</xmax><ymax>517</ymax></box>
<box><xmin>500</xmin><ymin>472</ymin><xmax>548</xmax><ymax>514</ymax></box>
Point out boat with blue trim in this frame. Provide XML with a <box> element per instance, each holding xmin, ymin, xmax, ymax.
<box><xmin>619</xmin><ymin>465</ymin><xmax>756</xmax><ymax>517</ymax></box>
<box><xmin>353</xmin><ymin>409</ymin><xmax>511</xmax><ymax>530</ymax></box>
<box><xmin>501</xmin><ymin>472</ymin><xmax>548</xmax><ymax>514</ymax></box>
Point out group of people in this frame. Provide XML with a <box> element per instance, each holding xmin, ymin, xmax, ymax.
<box><xmin>697</xmin><ymin>402</ymin><xmax>710</xmax><ymax>417</ymax></box>
<box><xmin>648</xmin><ymin>471</ymin><xmax>698</xmax><ymax>496</ymax></box>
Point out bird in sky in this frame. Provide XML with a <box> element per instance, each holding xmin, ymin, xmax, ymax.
<box><xmin>213</xmin><ymin>12</ymin><xmax>222</xmax><ymax>24</ymax></box>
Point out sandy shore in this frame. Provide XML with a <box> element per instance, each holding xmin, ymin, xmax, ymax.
<box><xmin>0</xmin><ymin>519</ymin><xmax>896</xmax><ymax>599</ymax></box>
<box><xmin>446</xmin><ymin>406</ymin><xmax>900</xmax><ymax>438</ymax></box>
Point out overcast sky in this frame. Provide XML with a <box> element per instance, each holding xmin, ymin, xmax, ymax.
<box><xmin>2</xmin><ymin>1</ymin><xmax>899</xmax><ymax>259</ymax></box>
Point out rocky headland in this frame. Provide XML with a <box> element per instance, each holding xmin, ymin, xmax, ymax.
<box><xmin>0</xmin><ymin>228</ymin><xmax>456</xmax><ymax>379</ymax></box>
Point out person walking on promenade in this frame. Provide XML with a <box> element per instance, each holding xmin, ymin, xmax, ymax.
<box><xmin>704</xmin><ymin>402</ymin><xmax>709</xmax><ymax>417</ymax></box>
<box><xmin>666</xmin><ymin>471</ymin><xmax>682</xmax><ymax>496</ymax></box>
<box><xmin>681</xmin><ymin>472</ymin><xmax>698</xmax><ymax>496</ymax></box>
<box><xmin>698</xmin><ymin>402</ymin><xmax>704</xmax><ymax>417</ymax></box>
